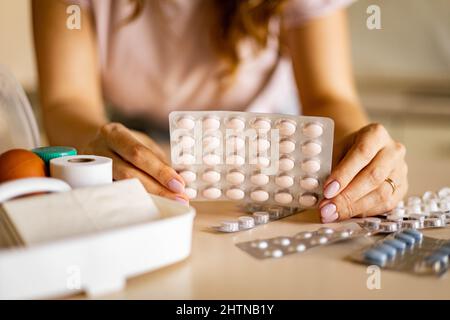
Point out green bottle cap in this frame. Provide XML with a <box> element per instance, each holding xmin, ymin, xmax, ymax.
<box><xmin>32</xmin><ymin>146</ymin><xmax>77</xmax><ymax>164</ymax></box>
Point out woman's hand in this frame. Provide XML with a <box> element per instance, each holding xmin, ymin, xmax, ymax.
<box><xmin>83</xmin><ymin>122</ymin><xmax>189</xmax><ymax>205</ymax></box>
<box><xmin>319</xmin><ymin>123</ymin><xmax>408</xmax><ymax>223</ymax></box>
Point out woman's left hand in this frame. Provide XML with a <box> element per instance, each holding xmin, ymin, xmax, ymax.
<box><xmin>319</xmin><ymin>123</ymin><xmax>408</xmax><ymax>223</ymax></box>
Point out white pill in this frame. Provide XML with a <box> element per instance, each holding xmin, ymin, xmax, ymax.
<box><xmin>251</xmin><ymin>190</ymin><xmax>269</xmax><ymax>202</ymax></box>
<box><xmin>179</xmin><ymin>170</ymin><xmax>196</xmax><ymax>184</ymax></box>
<box><xmin>280</xmin><ymin>140</ymin><xmax>295</xmax><ymax>154</ymax></box>
<box><xmin>275</xmin><ymin>192</ymin><xmax>293</xmax><ymax>204</ymax></box>
<box><xmin>185</xmin><ymin>188</ymin><xmax>197</xmax><ymax>199</ymax></box>
<box><xmin>226</xmin><ymin>154</ymin><xmax>245</xmax><ymax>166</ymax></box>
<box><xmin>178</xmin><ymin>153</ymin><xmax>195</xmax><ymax>166</ymax></box>
<box><xmin>256</xmin><ymin>240</ymin><xmax>269</xmax><ymax>249</ymax></box>
<box><xmin>203</xmin><ymin>187</ymin><xmax>222</xmax><ymax>199</ymax></box>
<box><xmin>275</xmin><ymin>175</ymin><xmax>294</xmax><ymax>188</ymax></box>
<box><xmin>203</xmin><ymin>154</ymin><xmax>221</xmax><ymax>166</ymax></box>
<box><xmin>227</xmin><ymin>117</ymin><xmax>245</xmax><ymax>131</ymax></box>
<box><xmin>296</xmin><ymin>244</ymin><xmax>306</xmax><ymax>252</ymax></box>
<box><xmin>179</xmin><ymin>135</ymin><xmax>195</xmax><ymax>149</ymax></box>
<box><xmin>226</xmin><ymin>171</ymin><xmax>245</xmax><ymax>184</ymax></box>
<box><xmin>253</xmin><ymin>211</ymin><xmax>270</xmax><ymax>224</ymax></box>
<box><xmin>238</xmin><ymin>216</ymin><xmax>255</xmax><ymax>229</ymax></box>
<box><xmin>251</xmin><ymin>173</ymin><xmax>270</xmax><ymax>186</ymax></box>
<box><xmin>255</xmin><ymin>156</ymin><xmax>270</xmax><ymax>168</ymax></box>
<box><xmin>253</xmin><ymin>119</ymin><xmax>271</xmax><ymax>131</ymax></box>
<box><xmin>302</xmin><ymin>142</ymin><xmax>322</xmax><ymax>157</ymax></box>
<box><xmin>227</xmin><ymin>136</ymin><xmax>245</xmax><ymax>151</ymax></box>
<box><xmin>219</xmin><ymin>220</ymin><xmax>239</xmax><ymax>233</ymax></box>
<box><xmin>277</xmin><ymin>120</ymin><xmax>296</xmax><ymax>136</ymax></box>
<box><xmin>203</xmin><ymin>136</ymin><xmax>221</xmax><ymax>150</ymax></box>
<box><xmin>303</xmin><ymin>123</ymin><xmax>323</xmax><ymax>138</ymax></box>
<box><xmin>203</xmin><ymin>117</ymin><xmax>220</xmax><ymax>131</ymax></box>
<box><xmin>407</xmin><ymin>196</ymin><xmax>421</xmax><ymax>206</ymax></box>
<box><xmin>300</xmin><ymin>177</ymin><xmax>319</xmax><ymax>190</ymax></box>
<box><xmin>177</xmin><ymin>117</ymin><xmax>195</xmax><ymax>130</ymax></box>
<box><xmin>271</xmin><ymin>249</ymin><xmax>283</xmax><ymax>258</ymax></box>
<box><xmin>226</xmin><ymin>188</ymin><xmax>245</xmax><ymax>200</ymax></box>
<box><xmin>279</xmin><ymin>157</ymin><xmax>295</xmax><ymax>171</ymax></box>
<box><xmin>202</xmin><ymin>170</ymin><xmax>221</xmax><ymax>183</ymax></box>
<box><xmin>299</xmin><ymin>194</ymin><xmax>318</xmax><ymax>207</ymax></box>
<box><xmin>256</xmin><ymin>139</ymin><xmax>270</xmax><ymax>152</ymax></box>
<box><xmin>301</xmin><ymin>160</ymin><xmax>321</xmax><ymax>173</ymax></box>
<box><xmin>438</xmin><ymin>187</ymin><xmax>450</xmax><ymax>198</ymax></box>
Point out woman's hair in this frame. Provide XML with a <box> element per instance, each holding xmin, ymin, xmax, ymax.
<box><xmin>127</xmin><ymin>0</ymin><xmax>286</xmax><ymax>78</ymax></box>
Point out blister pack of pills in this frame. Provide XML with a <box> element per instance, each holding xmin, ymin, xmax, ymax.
<box><xmin>169</xmin><ymin>111</ymin><xmax>334</xmax><ymax>209</ymax></box>
<box><xmin>350</xmin><ymin>229</ymin><xmax>450</xmax><ymax>276</ymax></box>
<box><xmin>236</xmin><ymin>223</ymin><xmax>369</xmax><ymax>260</ymax></box>
<box><xmin>355</xmin><ymin>187</ymin><xmax>450</xmax><ymax>233</ymax></box>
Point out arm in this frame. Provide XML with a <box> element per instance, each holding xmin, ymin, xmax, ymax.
<box><xmin>285</xmin><ymin>10</ymin><xmax>408</xmax><ymax>222</ymax></box>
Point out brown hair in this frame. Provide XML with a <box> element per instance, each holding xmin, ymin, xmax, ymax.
<box><xmin>127</xmin><ymin>0</ymin><xmax>286</xmax><ymax>78</ymax></box>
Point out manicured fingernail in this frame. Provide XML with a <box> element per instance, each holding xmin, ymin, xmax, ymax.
<box><xmin>322</xmin><ymin>212</ymin><xmax>339</xmax><ymax>224</ymax></box>
<box><xmin>168</xmin><ymin>179</ymin><xmax>185</xmax><ymax>193</ymax></box>
<box><xmin>175</xmin><ymin>197</ymin><xmax>189</xmax><ymax>206</ymax></box>
<box><xmin>324</xmin><ymin>181</ymin><xmax>340</xmax><ymax>199</ymax></box>
<box><xmin>320</xmin><ymin>203</ymin><xmax>337</xmax><ymax>220</ymax></box>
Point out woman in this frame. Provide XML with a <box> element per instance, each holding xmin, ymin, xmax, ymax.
<box><xmin>32</xmin><ymin>0</ymin><xmax>408</xmax><ymax>223</ymax></box>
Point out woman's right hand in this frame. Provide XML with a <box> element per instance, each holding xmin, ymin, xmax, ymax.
<box><xmin>83</xmin><ymin>122</ymin><xmax>189</xmax><ymax>205</ymax></box>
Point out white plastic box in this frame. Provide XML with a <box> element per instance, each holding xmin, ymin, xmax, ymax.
<box><xmin>0</xmin><ymin>195</ymin><xmax>195</xmax><ymax>299</ymax></box>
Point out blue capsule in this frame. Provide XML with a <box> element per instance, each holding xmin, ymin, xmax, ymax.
<box><xmin>425</xmin><ymin>252</ymin><xmax>449</xmax><ymax>265</ymax></box>
<box><xmin>375</xmin><ymin>244</ymin><xmax>397</xmax><ymax>259</ymax></box>
<box><xmin>364</xmin><ymin>248</ymin><xmax>388</xmax><ymax>265</ymax></box>
<box><xmin>383</xmin><ymin>239</ymin><xmax>407</xmax><ymax>252</ymax></box>
<box><xmin>402</xmin><ymin>229</ymin><xmax>423</xmax><ymax>241</ymax></box>
<box><xmin>395</xmin><ymin>233</ymin><xmax>416</xmax><ymax>246</ymax></box>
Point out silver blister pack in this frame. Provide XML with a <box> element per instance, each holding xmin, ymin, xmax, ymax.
<box><xmin>169</xmin><ymin>111</ymin><xmax>334</xmax><ymax>209</ymax></box>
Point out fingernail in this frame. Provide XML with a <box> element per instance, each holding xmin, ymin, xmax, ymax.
<box><xmin>175</xmin><ymin>197</ymin><xmax>189</xmax><ymax>206</ymax></box>
<box><xmin>320</xmin><ymin>203</ymin><xmax>337</xmax><ymax>220</ymax></box>
<box><xmin>324</xmin><ymin>181</ymin><xmax>340</xmax><ymax>199</ymax></box>
<box><xmin>168</xmin><ymin>179</ymin><xmax>185</xmax><ymax>194</ymax></box>
<box><xmin>322</xmin><ymin>212</ymin><xmax>339</xmax><ymax>224</ymax></box>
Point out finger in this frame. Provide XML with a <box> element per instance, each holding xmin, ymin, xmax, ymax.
<box><xmin>132</xmin><ymin>130</ymin><xmax>169</xmax><ymax>164</ymax></box>
<box><xmin>323</xmin><ymin>124</ymin><xmax>390</xmax><ymax>199</ymax></box>
<box><xmin>333</xmin><ymin>143</ymin><xmax>406</xmax><ymax>204</ymax></box>
<box><xmin>101</xmin><ymin>123</ymin><xmax>185</xmax><ymax>194</ymax></box>
<box><xmin>106</xmin><ymin>150</ymin><xmax>189</xmax><ymax>205</ymax></box>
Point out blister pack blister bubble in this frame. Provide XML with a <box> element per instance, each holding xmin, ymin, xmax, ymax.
<box><xmin>236</xmin><ymin>223</ymin><xmax>369</xmax><ymax>260</ymax></box>
<box><xmin>169</xmin><ymin>111</ymin><xmax>334</xmax><ymax>209</ymax></box>
<box><xmin>350</xmin><ymin>229</ymin><xmax>450</xmax><ymax>276</ymax></box>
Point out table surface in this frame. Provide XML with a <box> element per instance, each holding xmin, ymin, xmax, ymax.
<box><xmin>90</xmin><ymin>201</ymin><xmax>450</xmax><ymax>300</ymax></box>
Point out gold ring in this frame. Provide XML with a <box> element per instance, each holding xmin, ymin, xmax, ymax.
<box><xmin>385</xmin><ymin>178</ymin><xmax>396</xmax><ymax>195</ymax></box>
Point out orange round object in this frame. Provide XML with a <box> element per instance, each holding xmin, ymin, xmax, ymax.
<box><xmin>0</xmin><ymin>149</ymin><xmax>47</xmax><ymax>183</ymax></box>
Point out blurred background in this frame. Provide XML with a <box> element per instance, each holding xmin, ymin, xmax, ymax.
<box><xmin>0</xmin><ymin>0</ymin><xmax>449</xmax><ymax>194</ymax></box>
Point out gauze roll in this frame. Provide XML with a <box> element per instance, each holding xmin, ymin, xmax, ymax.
<box><xmin>50</xmin><ymin>155</ymin><xmax>113</xmax><ymax>188</ymax></box>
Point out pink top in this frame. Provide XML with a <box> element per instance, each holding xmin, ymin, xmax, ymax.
<box><xmin>71</xmin><ymin>0</ymin><xmax>352</xmax><ymax>124</ymax></box>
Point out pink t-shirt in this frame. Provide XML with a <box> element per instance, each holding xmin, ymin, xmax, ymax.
<box><xmin>72</xmin><ymin>0</ymin><xmax>352</xmax><ymax>123</ymax></box>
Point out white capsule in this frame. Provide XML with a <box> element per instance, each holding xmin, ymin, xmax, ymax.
<box><xmin>203</xmin><ymin>136</ymin><xmax>221</xmax><ymax>150</ymax></box>
<box><xmin>279</xmin><ymin>157</ymin><xmax>295</xmax><ymax>171</ymax></box>
<box><xmin>253</xmin><ymin>211</ymin><xmax>270</xmax><ymax>224</ymax></box>
<box><xmin>177</xmin><ymin>117</ymin><xmax>195</xmax><ymax>130</ymax></box>
<box><xmin>226</xmin><ymin>171</ymin><xmax>245</xmax><ymax>185</ymax></box>
<box><xmin>226</xmin><ymin>117</ymin><xmax>245</xmax><ymax>131</ymax></box>
<box><xmin>255</xmin><ymin>156</ymin><xmax>270</xmax><ymax>168</ymax></box>
<box><xmin>178</xmin><ymin>153</ymin><xmax>195</xmax><ymax>166</ymax></box>
<box><xmin>203</xmin><ymin>154</ymin><xmax>221</xmax><ymax>166</ymax></box>
<box><xmin>202</xmin><ymin>170</ymin><xmax>221</xmax><ymax>183</ymax></box>
<box><xmin>299</xmin><ymin>194</ymin><xmax>318</xmax><ymax>207</ymax></box>
<box><xmin>203</xmin><ymin>117</ymin><xmax>220</xmax><ymax>131</ymax></box>
<box><xmin>227</xmin><ymin>136</ymin><xmax>245</xmax><ymax>151</ymax></box>
<box><xmin>275</xmin><ymin>175</ymin><xmax>294</xmax><ymax>188</ymax></box>
<box><xmin>179</xmin><ymin>170</ymin><xmax>197</xmax><ymax>184</ymax></box>
<box><xmin>301</xmin><ymin>160</ymin><xmax>321</xmax><ymax>174</ymax></box>
<box><xmin>275</xmin><ymin>192</ymin><xmax>293</xmax><ymax>204</ymax></box>
<box><xmin>251</xmin><ymin>190</ymin><xmax>269</xmax><ymax>202</ymax></box>
<box><xmin>185</xmin><ymin>188</ymin><xmax>197</xmax><ymax>199</ymax></box>
<box><xmin>280</xmin><ymin>140</ymin><xmax>296</xmax><ymax>154</ymax></box>
<box><xmin>251</xmin><ymin>173</ymin><xmax>270</xmax><ymax>186</ymax></box>
<box><xmin>226</xmin><ymin>154</ymin><xmax>245</xmax><ymax>166</ymax></box>
<box><xmin>277</xmin><ymin>120</ymin><xmax>296</xmax><ymax>136</ymax></box>
<box><xmin>300</xmin><ymin>177</ymin><xmax>319</xmax><ymax>190</ymax></box>
<box><xmin>203</xmin><ymin>187</ymin><xmax>222</xmax><ymax>199</ymax></box>
<box><xmin>301</xmin><ymin>142</ymin><xmax>322</xmax><ymax>157</ymax></box>
<box><xmin>256</xmin><ymin>138</ymin><xmax>270</xmax><ymax>152</ymax></box>
<box><xmin>226</xmin><ymin>188</ymin><xmax>245</xmax><ymax>200</ymax></box>
<box><xmin>303</xmin><ymin>123</ymin><xmax>323</xmax><ymax>138</ymax></box>
<box><xmin>253</xmin><ymin>118</ymin><xmax>271</xmax><ymax>131</ymax></box>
